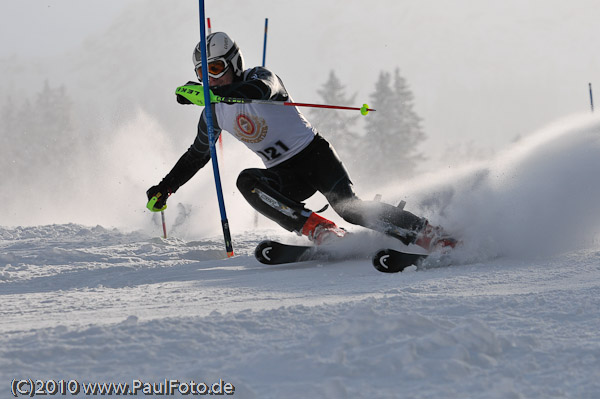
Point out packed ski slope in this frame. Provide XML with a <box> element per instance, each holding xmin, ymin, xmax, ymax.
<box><xmin>2</xmin><ymin>115</ymin><xmax>600</xmax><ymax>398</ymax></box>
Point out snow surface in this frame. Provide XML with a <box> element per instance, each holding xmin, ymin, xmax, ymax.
<box><xmin>3</xmin><ymin>115</ymin><xmax>600</xmax><ymax>398</ymax></box>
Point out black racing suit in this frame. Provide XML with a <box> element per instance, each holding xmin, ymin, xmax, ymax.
<box><xmin>160</xmin><ymin>67</ymin><xmax>425</xmax><ymax>243</ymax></box>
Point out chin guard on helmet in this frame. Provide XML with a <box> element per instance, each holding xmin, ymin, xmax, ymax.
<box><xmin>193</xmin><ymin>32</ymin><xmax>244</xmax><ymax>79</ymax></box>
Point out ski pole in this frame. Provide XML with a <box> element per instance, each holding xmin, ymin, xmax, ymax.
<box><xmin>589</xmin><ymin>83</ymin><xmax>595</xmax><ymax>113</ymax></box>
<box><xmin>176</xmin><ymin>84</ymin><xmax>376</xmax><ymax>115</ymax></box>
<box><xmin>198</xmin><ymin>0</ymin><xmax>234</xmax><ymax>257</ymax></box>
<box><xmin>161</xmin><ymin>210</ymin><xmax>167</xmax><ymax>239</ymax></box>
<box><xmin>145</xmin><ymin>197</ymin><xmax>168</xmax><ymax>238</ymax></box>
<box><xmin>262</xmin><ymin>18</ymin><xmax>268</xmax><ymax>67</ymax></box>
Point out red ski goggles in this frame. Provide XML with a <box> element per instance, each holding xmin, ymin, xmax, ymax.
<box><xmin>195</xmin><ymin>58</ymin><xmax>230</xmax><ymax>80</ymax></box>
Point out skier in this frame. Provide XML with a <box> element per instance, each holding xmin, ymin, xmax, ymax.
<box><xmin>147</xmin><ymin>32</ymin><xmax>453</xmax><ymax>250</ymax></box>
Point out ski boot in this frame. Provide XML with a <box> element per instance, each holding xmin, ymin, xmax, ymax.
<box><xmin>301</xmin><ymin>212</ymin><xmax>347</xmax><ymax>245</ymax></box>
<box><xmin>415</xmin><ymin>222</ymin><xmax>458</xmax><ymax>252</ymax></box>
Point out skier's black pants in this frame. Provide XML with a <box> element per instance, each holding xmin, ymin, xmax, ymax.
<box><xmin>236</xmin><ymin>134</ymin><xmax>424</xmax><ymax>238</ymax></box>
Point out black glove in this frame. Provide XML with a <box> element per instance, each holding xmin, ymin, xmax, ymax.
<box><xmin>176</xmin><ymin>81</ymin><xmax>201</xmax><ymax>104</ymax></box>
<box><xmin>176</xmin><ymin>94</ymin><xmax>193</xmax><ymax>104</ymax></box>
<box><xmin>146</xmin><ymin>182</ymin><xmax>172</xmax><ymax>212</ymax></box>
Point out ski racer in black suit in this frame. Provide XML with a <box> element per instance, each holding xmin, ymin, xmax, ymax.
<box><xmin>147</xmin><ymin>32</ymin><xmax>452</xmax><ymax>249</ymax></box>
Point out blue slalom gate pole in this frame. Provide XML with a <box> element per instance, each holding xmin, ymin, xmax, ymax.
<box><xmin>262</xmin><ymin>18</ymin><xmax>269</xmax><ymax>67</ymax></box>
<box><xmin>589</xmin><ymin>83</ymin><xmax>595</xmax><ymax>113</ymax></box>
<box><xmin>198</xmin><ymin>0</ymin><xmax>234</xmax><ymax>257</ymax></box>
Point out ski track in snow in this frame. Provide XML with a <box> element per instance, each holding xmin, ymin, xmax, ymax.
<box><xmin>3</xmin><ymin>116</ymin><xmax>600</xmax><ymax>398</ymax></box>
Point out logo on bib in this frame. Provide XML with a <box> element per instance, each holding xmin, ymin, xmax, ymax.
<box><xmin>234</xmin><ymin>113</ymin><xmax>268</xmax><ymax>143</ymax></box>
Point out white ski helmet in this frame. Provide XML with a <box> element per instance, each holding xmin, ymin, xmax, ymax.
<box><xmin>193</xmin><ymin>32</ymin><xmax>244</xmax><ymax>80</ymax></box>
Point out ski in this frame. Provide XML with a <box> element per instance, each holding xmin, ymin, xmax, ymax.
<box><xmin>254</xmin><ymin>238</ymin><xmax>373</xmax><ymax>265</ymax></box>
<box><xmin>372</xmin><ymin>248</ymin><xmax>428</xmax><ymax>273</ymax></box>
<box><xmin>255</xmin><ymin>240</ymin><xmax>319</xmax><ymax>265</ymax></box>
<box><xmin>255</xmin><ymin>240</ymin><xmax>429</xmax><ymax>273</ymax></box>
<box><xmin>255</xmin><ymin>224</ymin><xmax>458</xmax><ymax>271</ymax></box>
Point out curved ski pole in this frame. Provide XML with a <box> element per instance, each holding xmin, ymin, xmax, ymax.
<box><xmin>176</xmin><ymin>85</ymin><xmax>376</xmax><ymax>115</ymax></box>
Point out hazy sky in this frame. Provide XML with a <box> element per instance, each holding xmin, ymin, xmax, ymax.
<box><xmin>2</xmin><ymin>0</ymin><xmax>600</xmax><ymax>162</ymax></box>
<box><xmin>0</xmin><ymin>0</ymin><xmax>129</xmax><ymax>57</ymax></box>
<box><xmin>2</xmin><ymin>0</ymin><xmax>600</xmax><ymax>228</ymax></box>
